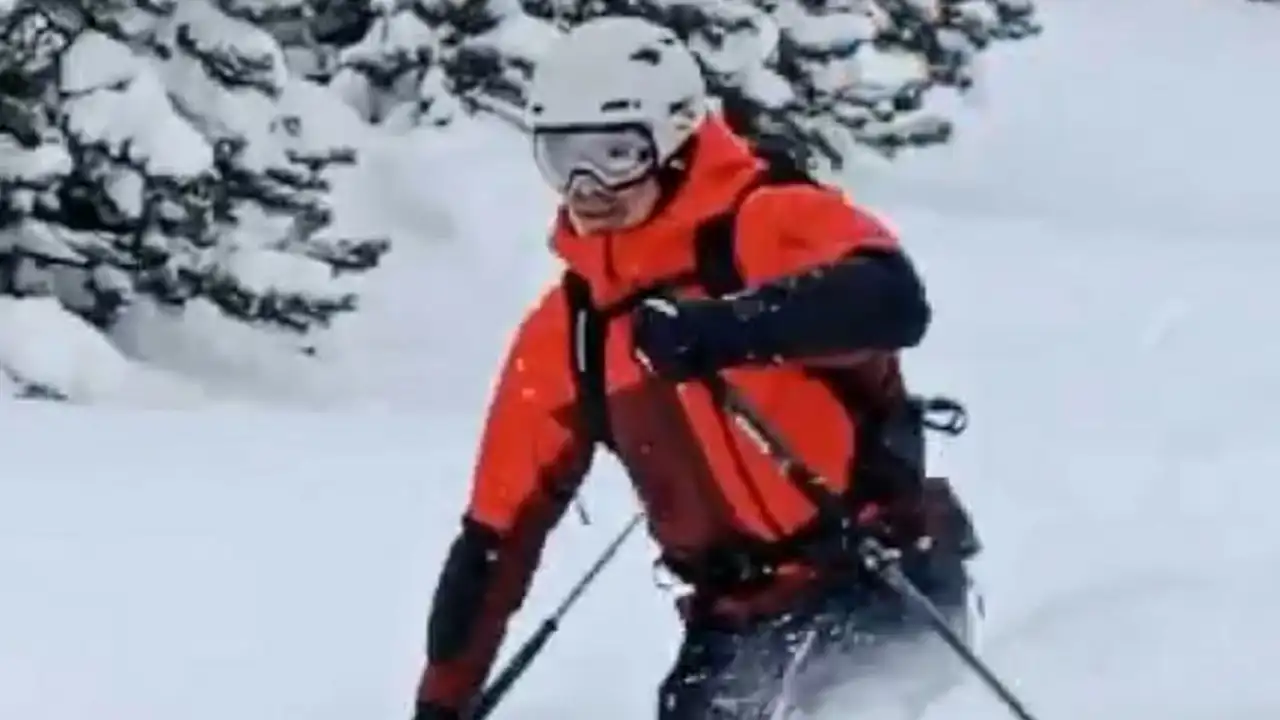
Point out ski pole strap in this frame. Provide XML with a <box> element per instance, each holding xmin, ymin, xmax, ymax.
<box><xmin>915</xmin><ymin>394</ymin><xmax>969</xmax><ymax>435</ymax></box>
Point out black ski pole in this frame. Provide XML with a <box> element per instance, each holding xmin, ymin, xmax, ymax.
<box><xmin>469</xmin><ymin>511</ymin><xmax>644</xmax><ymax>720</ymax></box>
<box><xmin>858</xmin><ymin>536</ymin><xmax>1039</xmax><ymax>720</ymax></box>
<box><xmin>700</xmin><ymin>374</ymin><xmax>1039</xmax><ymax>720</ymax></box>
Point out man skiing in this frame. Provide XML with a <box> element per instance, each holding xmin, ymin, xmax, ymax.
<box><xmin>413</xmin><ymin>16</ymin><xmax>980</xmax><ymax>720</ymax></box>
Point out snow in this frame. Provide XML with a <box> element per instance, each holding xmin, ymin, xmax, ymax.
<box><xmin>330</xmin><ymin>8</ymin><xmax>444</xmax><ymax>126</ymax></box>
<box><xmin>337</xmin><ymin>9</ymin><xmax>437</xmax><ymax>68</ymax></box>
<box><xmin>62</xmin><ymin>66</ymin><xmax>214</xmax><ymax>179</ymax></box>
<box><xmin>683</xmin><ymin>1</ymin><xmax>782</xmax><ymax>79</ymax></box>
<box><xmin>4</xmin><ymin>0</ymin><xmax>1280</xmax><ymax>719</ymax></box>
<box><xmin>59</xmin><ymin>31</ymin><xmax>214</xmax><ymax>180</ymax></box>
<box><xmin>275</xmin><ymin>78</ymin><xmax>370</xmax><ymax>153</ymax></box>
<box><xmin>0</xmin><ymin>221</ymin><xmax>90</xmax><ymax>268</ymax></box>
<box><xmin>171</xmin><ymin>0</ymin><xmax>290</xmax><ymax>96</ymax></box>
<box><xmin>858</xmin><ymin>0</ymin><xmax>1280</xmax><ymax>239</ymax></box>
<box><xmin>0</xmin><ymin>296</ymin><xmax>203</xmax><ymax>404</ymax></box>
<box><xmin>155</xmin><ymin>3</ymin><xmax>294</xmax><ymax>149</ymax></box>
<box><xmin>778</xmin><ymin>3</ymin><xmax>878</xmax><ymax>50</ymax></box>
<box><xmin>216</xmin><ymin>244</ymin><xmax>359</xmax><ymax>300</ymax></box>
<box><xmin>58</xmin><ymin>30</ymin><xmax>148</xmax><ymax>94</ymax></box>
<box><xmin>473</xmin><ymin>13</ymin><xmax>562</xmax><ymax>69</ymax></box>
<box><xmin>0</xmin><ymin>137</ymin><xmax>72</xmax><ymax>184</ymax></box>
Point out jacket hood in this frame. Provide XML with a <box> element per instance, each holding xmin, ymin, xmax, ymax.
<box><xmin>550</xmin><ymin>115</ymin><xmax>762</xmax><ymax>308</ymax></box>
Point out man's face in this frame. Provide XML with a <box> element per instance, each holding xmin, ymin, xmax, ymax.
<box><xmin>534</xmin><ymin>124</ymin><xmax>662</xmax><ymax>233</ymax></box>
<box><xmin>565</xmin><ymin>174</ymin><xmax>661</xmax><ymax>234</ymax></box>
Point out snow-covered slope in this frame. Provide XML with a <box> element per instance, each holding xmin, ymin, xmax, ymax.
<box><xmin>860</xmin><ymin>0</ymin><xmax>1280</xmax><ymax>239</ymax></box>
<box><xmin>3</xmin><ymin>230</ymin><xmax>1279</xmax><ymax>720</ymax></box>
<box><xmin>3</xmin><ymin>0</ymin><xmax>1280</xmax><ymax>719</ymax></box>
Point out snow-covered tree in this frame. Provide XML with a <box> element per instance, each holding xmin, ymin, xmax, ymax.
<box><xmin>327</xmin><ymin>0</ymin><xmax>1040</xmax><ymax>168</ymax></box>
<box><xmin>325</xmin><ymin>0</ymin><xmax>562</xmax><ymax>132</ymax></box>
<box><xmin>223</xmin><ymin>0</ymin><xmax>378</xmax><ymax>83</ymax></box>
<box><xmin>0</xmin><ymin>0</ymin><xmax>390</xmax><ymax>396</ymax></box>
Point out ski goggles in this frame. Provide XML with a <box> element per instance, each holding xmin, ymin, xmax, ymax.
<box><xmin>532</xmin><ymin>125</ymin><xmax>658</xmax><ymax>193</ymax></box>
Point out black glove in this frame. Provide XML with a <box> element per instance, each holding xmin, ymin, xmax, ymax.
<box><xmin>413</xmin><ymin>701</ymin><xmax>461</xmax><ymax>720</ymax></box>
<box><xmin>630</xmin><ymin>294</ymin><xmax>762</xmax><ymax>381</ymax></box>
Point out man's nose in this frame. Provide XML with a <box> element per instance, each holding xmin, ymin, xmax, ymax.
<box><xmin>566</xmin><ymin>173</ymin><xmax>614</xmax><ymax>198</ymax></box>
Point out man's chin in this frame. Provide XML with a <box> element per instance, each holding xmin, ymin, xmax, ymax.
<box><xmin>570</xmin><ymin>207</ymin><xmax>629</xmax><ymax>232</ymax></box>
<box><xmin>571</xmin><ymin>203</ymin><xmax>621</xmax><ymax>219</ymax></box>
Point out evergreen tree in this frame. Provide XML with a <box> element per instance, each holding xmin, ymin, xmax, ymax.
<box><xmin>222</xmin><ymin>0</ymin><xmax>378</xmax><ymax>83</ymax></box>
<box><xmin>0</xmin><ymin>0</ymin><xmax>390</xmax><ymax>387</ymax></box>
<box><xmin>330</xmin><ymin>0</ymin><xmax>1041</xmax><ymax>168</ymax></box>
<box><xmin>326</xmin><ymin>0</ymin><xmax>561</xmax><ymax>132</ymax></box>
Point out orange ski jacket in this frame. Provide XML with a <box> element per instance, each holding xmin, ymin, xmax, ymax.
<box><xmin>418</xmin><ymin>115</ymin><xmax>921</xmax><ymax>712</ymax></box>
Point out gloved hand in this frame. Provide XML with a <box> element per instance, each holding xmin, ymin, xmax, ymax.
<box><xmin>413</xmin><ymin>701</ymin><xmax>462</xmax><ymax>720</ymax></box>
<box><xmin>630</xmin><ymin>294</ymin><xmax>759</xmax><ymax>381</ymax></box>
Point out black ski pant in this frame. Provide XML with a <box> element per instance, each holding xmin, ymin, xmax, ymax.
<box><xmin>656</xmin><ymin>547</ymin><xmax>972</xmax><ymax>720</ymax></box>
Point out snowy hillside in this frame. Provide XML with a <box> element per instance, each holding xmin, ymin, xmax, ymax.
<box><xmin>3</xmin><ymin>0</ymin><xmax>1280</xmax><ymax>719</ymax></box>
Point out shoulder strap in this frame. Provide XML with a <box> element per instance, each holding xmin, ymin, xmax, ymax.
<box><xmin>563</xmin><ymin>269</ymin><xmax>614</xmax><ymax>450</ymax></box>
<box><xmin>693</xmin><ymin>211</ymin><xmax>744</xmax><ymax>297</ymax></box>
<box><xmin>693</xmin><ymin>157</ymin><xmax>822</xmax><ymax>298</ymax></box>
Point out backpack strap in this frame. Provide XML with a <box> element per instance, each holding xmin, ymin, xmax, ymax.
<box><xmin>692</xmin><ymin>211</ymin><xmax>745</xmax><ymax>297</ymax></box>
<box><xmin>692</xmin><ymin>159</ymin><xmax>821</xmax><ymax>297</ymax></box>
<box><xmin>562</xmin><ymin>269</ymin><xmax>614</xmax><ymax>451</ymax></box>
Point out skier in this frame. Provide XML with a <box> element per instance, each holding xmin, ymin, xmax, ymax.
<box><xmin>413</xmin><ymin>16</ymin><xmax>980</xmax><ymax>720</ymax></box>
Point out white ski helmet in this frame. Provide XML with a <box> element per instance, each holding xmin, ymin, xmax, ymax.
<box><xmin>526</xmin><ymin>16</ymin><xmax>709</xmax><ymax>169</ymax></box>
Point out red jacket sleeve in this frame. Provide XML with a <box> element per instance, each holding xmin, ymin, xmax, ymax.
<box><xmin>417</xmin><ymin>284</ymin><xmax>594</xmax><ymax>712</ymax></box>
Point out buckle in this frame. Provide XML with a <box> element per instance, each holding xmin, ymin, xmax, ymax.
<box><xmin>910</xmin><ymin>394</ymin><xmax>969</xmax><ymax>435</ymax></box>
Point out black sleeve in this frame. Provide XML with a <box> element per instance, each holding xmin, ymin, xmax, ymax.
<box><xmin>687</xmin><ymin>248</ymin><xmax>931</xmax><ymax>368</ymax></box>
